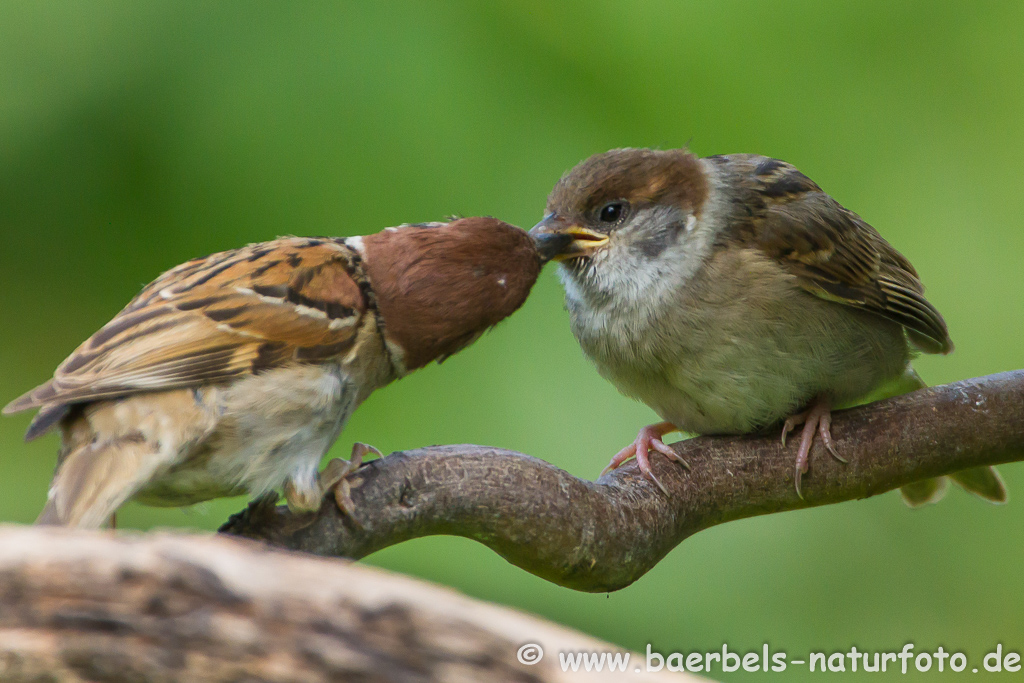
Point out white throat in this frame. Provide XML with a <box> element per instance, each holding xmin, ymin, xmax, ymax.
<box><xmin>559</xmin><ymin>212</ymin><xmax>717</xmax><ymax>318</ymax></box>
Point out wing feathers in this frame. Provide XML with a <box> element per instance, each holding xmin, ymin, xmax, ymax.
<box><xmin>4</xmin><ymin>238</ymin><xmax>370</xmax><ymax>417</ymax></box>
<box><xmin>722</xmin><ymin>155</ymin><xmax>953</xmax><ymax>355</ymax></box>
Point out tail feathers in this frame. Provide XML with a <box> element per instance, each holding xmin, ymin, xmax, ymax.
<box><xmin>949</xmin><ymin>466</ymin><xmax>1008</xmax><ymax>504</ymax></box>
<box><xmin>901</xmin><ymin>477</ymin><xmax>949</xmax><ymax>507</ymax></box>
<box><xmin>24</xmin><ymin>404</ymin><xmax>71</xmax><ymax>442</ymax></box>
<box><xmin>35</xmin><ymin>498</ymin><xmax>64</xmax><ymax>526</ymax></box>
<box><xmin>881</xmin><ymin>368</ymin><xmax>1009</xmax><ymax>508</ymax></box>
<box><xmin>900</xmin><ymin>467</ymin><xmax>1008</xmax><ymax>508</ymax></box>
<box><xmin>36</xmin><ymin>435</ymin><xmax>167</xmax><ymax>528</ymax></box>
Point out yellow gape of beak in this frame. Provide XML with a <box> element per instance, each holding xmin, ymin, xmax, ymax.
<box><xmin>529</xmin><ymin>215</ymin><xmax>610</xmax><ymax>262</ymax></box>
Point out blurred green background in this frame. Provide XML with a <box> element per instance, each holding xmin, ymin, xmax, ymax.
<box><xmin>2</xmin><ymin>1</ymin><xmax>1022</xmax><ymax>680</ymax></box>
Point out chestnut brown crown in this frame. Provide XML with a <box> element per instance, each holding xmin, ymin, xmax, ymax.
<box><xmin>361</xmin><ymin>217</ymin><xmax>541</xmax><ymax>371</ymax></box>
<box><xmin>545</xmin><ymin>147</ymin><xmax>708</xmax><ymax>229</ymax></box>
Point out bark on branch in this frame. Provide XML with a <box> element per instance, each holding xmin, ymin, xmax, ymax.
<box><xmin>0</xmin><ymin>527</ymin><xmax>693</xmax><ymax>682</ymax></box>
<box><xmin>221</xmin><ymin>370</ymin><xmax>1024</xmax><ymax>593</ymax></box>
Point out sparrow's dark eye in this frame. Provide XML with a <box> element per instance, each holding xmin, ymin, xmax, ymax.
<box><xmin>598</xmin><ymin>201</ymin><xmax>627</xmax><ymax>224</ymax></box>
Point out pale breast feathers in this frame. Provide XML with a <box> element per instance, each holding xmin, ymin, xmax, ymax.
<box><xmin>3</xmin><ymin>238</ymin><xmax>371</xmax><ymax>434</ymax></box>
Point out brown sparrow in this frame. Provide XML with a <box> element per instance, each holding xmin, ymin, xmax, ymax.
<box><xmin>5</xmin><ymin>217</ymin><xmax>545</xmax><ymax>528</ymax></box>
<box><xmin>531</xmin><ymin>147</ymin><xmax>1006</xmax><ymax>506</ymax></box>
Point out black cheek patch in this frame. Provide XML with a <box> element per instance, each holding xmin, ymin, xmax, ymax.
<box><xmin>636</xmin><ymin>222</ymin><xmax>684</xmax><ymax>258</ymax></box>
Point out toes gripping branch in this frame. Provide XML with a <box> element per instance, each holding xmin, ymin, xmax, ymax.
<box><xmin>781</xmin><ymin>397</ymin><xmax>846</xmax><ymax>498</ymax></box>
<box><xmin>284</xmin><ymin>442</ymin><xmax>379</xmax><ymax>519</ymax></box>
<box><xmin>602</xmin><ymin>422</ymin><xmax>689</xmax><ymax>495</ymax></box>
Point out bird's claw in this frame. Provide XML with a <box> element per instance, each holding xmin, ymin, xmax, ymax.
<box><xmin>601</xmin><ymin>422</ymin><xmax>686</xmax><ymax>494</ymax></box>
<box><xmin>328</xmin><ymin>442</ymin><xmax>380</xmax><ymax>522</ymax></box>
<box><xmin>781</xmin><ymin>398</ymin><xmax>842</xmax><ymax>498</ymax></box>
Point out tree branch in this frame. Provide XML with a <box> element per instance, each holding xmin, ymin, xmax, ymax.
<box><xmin>221</xmin><ymin>370</ymin><xmax>1024</xmax><ymax>593</ymax></box>
<box><xmin>0</xmin><ymin>527</ymin><xmax>692</xmax><ymax>682</ymax></box>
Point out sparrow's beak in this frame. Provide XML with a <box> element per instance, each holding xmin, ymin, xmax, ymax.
<box><xmin>529</xmin><ymin>214</ymin><xmax>610</xmax><ymax>262</ymax></box>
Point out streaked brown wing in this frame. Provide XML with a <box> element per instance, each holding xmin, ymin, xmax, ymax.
<box><xmin>4</xmin><ymin>237</ymin><xmax>369</xmax><ymax>414</ymax></box>
<box><xmin>720</xmin><ymin>155</ymin><xmax>952</xmax><ymax>354</ymax></box>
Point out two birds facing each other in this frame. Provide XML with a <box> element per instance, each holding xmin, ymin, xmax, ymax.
<box><xmin>4</xmin><ymin>147</ymin><xmax>1006</xmax><ymax>528</ymax></box>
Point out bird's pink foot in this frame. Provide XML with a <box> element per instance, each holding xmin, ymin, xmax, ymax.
<box><xmin>329</xmin><ymin>442</ymin><xmax>380</xmax><ymax>520</ymax></box>
<box><xmin>601</xmin><ymin>421</ymin><xmax>688</xmax><ymax>494</ymax></box>
<box><xmin>284</xmin><ymin>442</ymin><xmax>377</xmax><ymax>522</ymax></box>
<box><xmin>780</xmin><ymin>397</ymin><xmax>846</xmax><ymax>498</ymax></box>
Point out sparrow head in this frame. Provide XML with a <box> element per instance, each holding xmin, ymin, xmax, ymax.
<box><xmin>360</xmin><ymin>217</ymin><xmax>541</xmax><ymax>372</ymax></box>
<box><xmin>530</xmin><ymin>148</ymin><xmax>710</xmax><ymax>303</ymax></box>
